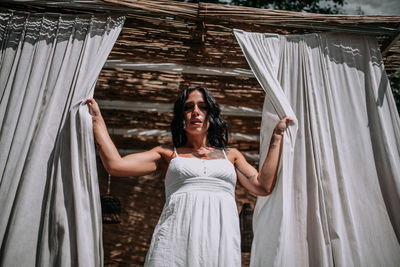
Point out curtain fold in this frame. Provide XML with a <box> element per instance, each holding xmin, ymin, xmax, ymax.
<box><xmin>234</xmin><ymin>30</ymin><xmax>400</xmax><ymax>267</ymax></box>
<box><xmin>234</xmin><ymin>29</ymin><xmax>303</xmax><ymax>267</ymax></box>
<box><xmin>0</xmin><ymin>10</ymin><xmax>124</xmax><ymax>266</ymax></box>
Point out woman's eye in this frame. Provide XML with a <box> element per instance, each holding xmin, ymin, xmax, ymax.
<box><xmin>184</xmin><ymin>105</ymin><xmax>193</xmax><ymax>111</ymax></box>
<box><xmin>183</xmin><ymin>103</ymin><xmax>208</xmax><ymax>111</ymax></box>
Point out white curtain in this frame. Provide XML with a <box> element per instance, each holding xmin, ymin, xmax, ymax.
<box><xmin>0</xmin><ymin>10</ymin><xmax>124</xmax><ymax>266</ymax></box>
<box><xmin>234</xmin><ymin>30</ymin><xmax>400</xmax><ymax>267</ymax></box>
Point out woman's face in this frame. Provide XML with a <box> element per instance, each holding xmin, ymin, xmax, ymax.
<box><xmin>183</xmin><ymin>90</ymin><xmax>209</xmax><ymax>136</ymax></box>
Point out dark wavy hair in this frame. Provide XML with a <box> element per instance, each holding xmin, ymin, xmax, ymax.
<box><xmin>171</xmin><ymin>87</ymin><xmax>228</xmax><ymax>148</ymax></box>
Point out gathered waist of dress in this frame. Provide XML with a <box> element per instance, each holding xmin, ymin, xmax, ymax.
<box><xmin>166</xmin><ymin>177</ymin><xmax>235</xmax><ymax>199</ymax></box>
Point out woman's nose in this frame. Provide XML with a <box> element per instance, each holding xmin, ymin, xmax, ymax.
<box><xmin>193</xmin><ymin>105</ymin><xmax>200</xmax><ymax>115</ymax></box>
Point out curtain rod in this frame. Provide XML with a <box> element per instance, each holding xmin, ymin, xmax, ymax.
<box><xmin>0</xmin><ymin>0</ymin><xmax>130</xmax><ymax>15</ymax></box>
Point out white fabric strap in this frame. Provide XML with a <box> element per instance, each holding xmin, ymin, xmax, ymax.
<box><xmin>222</xmin><ymin>148</ymin><xmax>228</xmax><ymax>160</ymax></box>
<box><xmin>174</xmin><ymin>147</ymin><xmax>179</xmax><ymax>157</ymax></box>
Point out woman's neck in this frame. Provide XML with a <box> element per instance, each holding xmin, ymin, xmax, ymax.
<box><xmin>185</xmin><ymin>133</ymin><xmax>208</xmax><ymax>150</ymax></box>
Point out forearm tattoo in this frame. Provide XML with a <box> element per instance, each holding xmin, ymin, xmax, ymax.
<box><xmin>236</xmin><ymin>166</ymin><xmax>257</xmax><ymax>180</ymax></box>
<box><xmin>270</xmin><ymin>135</ymin><xmax>282</xmax><ymax>149</ymax></box>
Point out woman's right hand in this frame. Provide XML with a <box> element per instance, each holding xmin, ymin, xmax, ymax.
<box><xmin>86</xmin><ymin>98</ymin><xmax>102</xmax><ymax>119</ymax></box>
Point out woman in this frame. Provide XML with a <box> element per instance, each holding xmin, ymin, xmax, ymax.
<box><xmin>87</xmin><ymin>86</ymin><xmax>291</xmax><ymax>267</ymax></box>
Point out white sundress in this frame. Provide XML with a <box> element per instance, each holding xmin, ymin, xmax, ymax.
<box><xmin>144</xmin><ymin>148</ymin><xmax>241</xmax><ymax>267</ymax></box>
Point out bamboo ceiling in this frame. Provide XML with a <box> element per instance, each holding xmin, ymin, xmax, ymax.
<box><xmin>105</xmin><ymin>0</ymin><xmax>400</xmax><ymax>71</ymax></box>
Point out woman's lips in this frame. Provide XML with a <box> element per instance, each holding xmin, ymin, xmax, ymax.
<box><xmin>190</xmin><ymin>119</ymin><xmax>202</xmax><ymax>125</ymax></box>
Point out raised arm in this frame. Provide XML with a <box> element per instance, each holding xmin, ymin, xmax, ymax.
<box><xmin>232</xmin><ymin>117</ymin><xmax>292</xmax><ymax>196</ymax></box>
<box><xmin>87</xmin><ymin>98</ymin><xmax>165</xmax><ymax>177</ymax></box>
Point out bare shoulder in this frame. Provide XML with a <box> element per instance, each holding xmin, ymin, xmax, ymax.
<box><xmin>153</xmin><ymin>145</ymin><xmax>175</xmax><ymax>161</ymax></box>
<box><xmin>225</xmin><ymin>147</ymin><xmax>245</xmax><ymax>161</ymax></box>
<box><xmin>225</xmin><ymin>147</ymin><xmax>240</xmax><ymax>154</ymax></box>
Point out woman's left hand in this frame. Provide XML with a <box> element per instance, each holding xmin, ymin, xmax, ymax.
<box><xmin>273</xmin><ymin>117</ymin><xmax>293</xmax><ymax>136</ymax></box>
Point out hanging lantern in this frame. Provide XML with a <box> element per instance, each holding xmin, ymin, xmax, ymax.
<box><xmin>101</xmin><ymin>173</ymin><xmax>121</xmax><ymax>224</ymax></box>
<box><xmin>239</xmin><ymin>203</ymin><xmax>254</xmax><ymax>252</ymax></box>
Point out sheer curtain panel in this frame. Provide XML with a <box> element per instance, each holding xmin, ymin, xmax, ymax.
<box><xmin>234</xmin><ymin>30</ymin><xmax>400</xmax><ymax>267</ymax></box>
<box><xmin>0</xmin><ymin>10</ymin><xmax>124</xmax><ymax>267</ymax></box>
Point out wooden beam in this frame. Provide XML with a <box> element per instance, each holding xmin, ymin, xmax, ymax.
<box><xmin>104</xmin><ymin>60</ymin><xmax>255</xmax><ymax>77</ymax></box>
<box><xmin>381</xmin><ymin>26</ymin><xmax>400</xmax><ymax>57</ymax></box>
<box><xmin>108</xmin><ymin>127</ymin><xmax>260</xmax><ymax>141</ymax></box>
<box><xmin>97</xmin><ymin>100</ymin><xmax>262</xmax><ymax>117</ymax></box>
